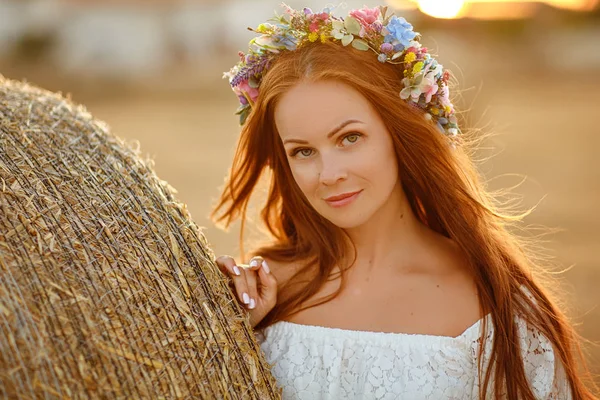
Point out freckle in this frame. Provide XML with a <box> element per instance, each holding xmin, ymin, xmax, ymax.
<box><xmin>400</xmin><ymin>213</ymin><xmax>404</xmax><ymax>219</ymax></box>
<box><xmin>410</xmin><ymin>312</ymin><xmax>413</xmax><ymax>316</ymax></box>
<box><xmin>436</xmin><ymin>284</ymin><xmax>440</xmax><ymax>288</ymax></box>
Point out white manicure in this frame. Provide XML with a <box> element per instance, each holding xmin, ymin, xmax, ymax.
<box><xmin>249</xmin><ymin>298</ymin><xmax>256</xmax><ymax>309</ymax></box>
<box><xmin>250</xmin><ymin>259</ymin><xmax>258</xmax><ymax>267</ymax></box>
<box><xmin>242</xmin><ymin>292</ymin><xmax>250</xmax><ymax>304</ymax></box>
<box><xmin>262</xmin><ymin>260</ymin><xmax>270</xmax><ymax>274</ymax></box>
<box><xmin>233</xmin><ymin>266</ymin><xmax>241</xmax><ymax>276</ymax></box>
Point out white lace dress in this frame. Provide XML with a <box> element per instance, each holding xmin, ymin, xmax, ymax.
<box><xmin>255</xmin><ymin>314</ymin><xmax>571</xmax><ymax>399</ymax></box>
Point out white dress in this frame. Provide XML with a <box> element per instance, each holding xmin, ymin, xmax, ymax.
<box><xmin>255</xmin><ymin>313</ymin><xmax>571</xmax><ymax>399</ymax></box>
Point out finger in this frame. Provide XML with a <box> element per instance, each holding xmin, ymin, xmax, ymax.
<box><xmin>236</xmin><ymin>267</ymin><xmax>251</xmax><ymax>307</ymax></box>
<box><xmin>257</xmin><ymin>259</ymin><xmax>278</xmax><ymax>307</ymax></box>
<box><xmin>215</xmin><ymin>256</ymin><xmax>249</xmax><ymax>306</ymax></box>
<box><xmin>247</xmin><ymin>256</ymin><xmax>263</xmax><ymax>272</ymax></box>
<box><xmin>245</xmin><ymin>257</ymin><xmax>264</xmax><ymax>310</ymax></box>
<box><xmin>215</xmin><ymin>255</ymin><xmax>241</xmax><ymax>278</ymax></box>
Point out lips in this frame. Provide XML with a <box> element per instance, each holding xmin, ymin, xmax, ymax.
<box><xmin>324</xmin><ymin>190</ymin><xmax>362</xmax><ymax>202</ymax></box>
<box><xmin>322</xmin><ymin>190</ymin><xmax>363</xmax><ymax>208</ymax></box>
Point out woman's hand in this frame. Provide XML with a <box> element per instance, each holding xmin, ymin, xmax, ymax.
<box><xmin>215</xmin><ymin>255</ymin><xmax>278</xmax><ymax>328</ymax></box>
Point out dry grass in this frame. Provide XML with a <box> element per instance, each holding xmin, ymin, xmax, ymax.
<box><xmin>0</xmin><ymin>76</ymin><xmax>281</xmax><ymax>399</ymax></box>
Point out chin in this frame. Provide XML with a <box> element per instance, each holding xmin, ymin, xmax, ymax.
<box><xmin>320</xmin><ymin>210</ymin><xmax>372</xmax><ymax>230</ymax></box>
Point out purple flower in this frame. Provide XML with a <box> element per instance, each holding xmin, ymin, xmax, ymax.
<box><xmin>372</xmin><ymin>21</ymin><xmax>383</xmax><ymax>33</ymax></box>
<box><xmin>230</xmin><ymin>56</ymin><xmax>271</xmax><ymax>87</ymax></box>
<box><xmin>380</xmin><ymin>43</ymin><xmax>393</xmax><ymax>53</ymax></box>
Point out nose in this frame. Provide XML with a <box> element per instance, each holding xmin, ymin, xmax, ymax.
<box><xmin>318</xmin><ymin>153</ymin><xmax>347</xmax><ymax>186</ymax></box>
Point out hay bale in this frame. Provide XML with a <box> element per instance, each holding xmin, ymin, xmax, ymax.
<box><xmin>0</xmin><ymin>77</ymin><xmax>281</xmax><ymax>399</ymax></box>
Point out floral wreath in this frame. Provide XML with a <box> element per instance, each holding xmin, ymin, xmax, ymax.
<box><xmin>223</xmin><ymin>3</ymin><xmax>460</xmax><ymax>138</ymax></box>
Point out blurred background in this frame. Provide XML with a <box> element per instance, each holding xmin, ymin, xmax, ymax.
<box><xmin>1</xmin><ymin>0</ymin><xmax>599</xmax><ymax>380</ymax></box>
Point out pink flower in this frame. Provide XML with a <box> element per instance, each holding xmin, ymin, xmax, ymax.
<box><xmin>438</xmin><ymin>86</ymin><xmax>451</xmax><ymax>108</ymax></box>
<box><xmin>422</xmin><ymin>78</ymin><xmax>438</xmax><ymax>103</ymax></box>
<box><xmin>309</xmin><ymin>21</ymin><xmax>320</xmax><ymax>33</ymax></box>
<box><xmin>349</xmin><ymin>6</ymin><xmax>380</xmax><ymax>26</ymax></box>
<box><xmin>236</xmin><ymin>80</ymin><xmax>259</xmax><ymax>103</ymax></box>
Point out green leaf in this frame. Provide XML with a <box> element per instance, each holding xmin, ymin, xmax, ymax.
<box><xmin>248</xmin><ymin>77</ymin><xmax>259</xmax><ymax>88</ymax></box>
<box><xmin>341</xmin><ymin>34</ymin><xmax>354</xmax><ymax>47</ymax></box>
<box><xmin>351</xmin><ymin>38</ymin><xmax>369</xmax><ymax>51</ymax></box>
<box><xmin>332</xmin><ymin>20</ymin><xmax>344</xmax><ymax>31</ymax></box>
<box><xmin>238</xmin><ymin>107</ymin><xmax>250</xmax><ymax>125</ymax></box>
<box><xmin>344</xmin><ymin>16</ymin><xmax>361</xmax><ymax>36</ymax></box>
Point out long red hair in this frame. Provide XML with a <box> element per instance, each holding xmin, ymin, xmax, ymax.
<box><xmin>212</xmin><ymin>41</ymin><xmax>597</xmax><ymax>399</ymax></box>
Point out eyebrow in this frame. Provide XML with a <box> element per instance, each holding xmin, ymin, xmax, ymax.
<box><xmin>282</xmin><ymin>119</ymin><xmax>364</xmax><ymax>145</ymax></box>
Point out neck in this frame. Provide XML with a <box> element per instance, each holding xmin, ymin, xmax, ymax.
<box><xmin>342</xmin><ymin>182</ymin><xmax>431</xmax><ymax>275</ymax></box>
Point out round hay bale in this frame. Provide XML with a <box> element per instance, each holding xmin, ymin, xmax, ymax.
<box><xmin>0</xmin><ymin>77</ymin><xmax>281</xmax><ymax>399</ymax></box>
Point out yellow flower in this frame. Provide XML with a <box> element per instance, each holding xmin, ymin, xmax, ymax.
<box><xmin>444</xmin><ymin>105</ymin><xmax>452</xmax><ymax>114</ymax></box>
<box><xmin>320</xmin><ymin>33</ymin><xmax>328</xmax><ymax>43</ymax></box>
<box><xmin>413</xmin><ymin>61</ymin><xmax>424</xmax><ymax>74</ymax></box>
<box><xmin>404</xmin><ymin>52</ymin><xmax>416</xmax><ymax>64</ymax></box>
<box><xmin>256</xmin><ymin>23</ymin><xmax>270</xmax><ymax>33</ymax></box>
<box><xmin>430</xmin><ymin>107</ymin><xmax>440</xmax><ymax>115</ymax></box>
<box><xmin>308</xmin><ymin>32</ymin><xmax>319</xmax><ymax>42</ymax></box>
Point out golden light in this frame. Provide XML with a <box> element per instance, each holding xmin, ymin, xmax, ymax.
<box><xmin>465</xmin><ymin>2</ymin><xmax>538</xmax><ymax>19</ymax></box>
<box><xmin>546</xmin><ymin>0</ymin><xmax>599</xmax><ymax>10</ymax></box>
<box><xmin>394</xmin><ymin>0</ymin><xmax>600</xmax><ymax>19</ymax></box>
<box><xmin>416</xmin><ymin>0</ymin><xmax>466</xmax><ymax>18</ymax></box>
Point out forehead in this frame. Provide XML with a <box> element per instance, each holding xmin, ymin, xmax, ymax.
<box><xmin>274</xmin><ymin>80</ymin><xmax>373</xmax><ymax>139</ymax></box>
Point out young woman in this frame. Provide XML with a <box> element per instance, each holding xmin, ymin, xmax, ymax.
<box><xmin>213</xmin><ymin>4</ymin><xmax>597</xmax><ymax>399</ymax></box>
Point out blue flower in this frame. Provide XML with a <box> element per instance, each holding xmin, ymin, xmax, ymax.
<box><xmin>274</xmin><ymin>34</ymin><xmax>297</xmax><ymax>51</ymax></box>
<box><xmin>385</xmin><ymin>16</ymin><xmax>417</xmax><ymax>49</ymax></box>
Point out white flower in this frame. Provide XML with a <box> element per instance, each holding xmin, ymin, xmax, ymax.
<box><xmin>331</xmin><ymin>20</ymin><xmax>345</xmax><ymax>40</ymax></box>
<box><xmin>400</xmin><ymin>69</ymin><xmax>441</xmax><ymax>104</ymax></box>
<box><xmin>400</xmin><ymin>76</ymin><xmax>422</xmax><ymax>101</ymax></box>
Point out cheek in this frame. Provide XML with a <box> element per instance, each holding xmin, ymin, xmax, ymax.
<box><xmin>289</xmin><ymin>163</ymin><xmax>318</xmax><ymax>195</ymax></box>
<box><xmin>359</xmin><ymin>140</ymin><xmax>399</xmax><ymax>188</ymax></box>
<box><xmin>358</xmin><ymin>144</ymin><xmax>395</xmax><ymax>175</ymax></box>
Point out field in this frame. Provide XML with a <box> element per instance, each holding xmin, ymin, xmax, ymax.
<box><xmin>73</xmin><ymin>68</ymin><xmax>600</xmax><ymax>379</ymax></box>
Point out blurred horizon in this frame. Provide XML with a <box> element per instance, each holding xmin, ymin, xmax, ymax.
<box><xmin>2</xmin><ymin>0</ymin><xmax>599</xmax><ymax>381</ymax></box>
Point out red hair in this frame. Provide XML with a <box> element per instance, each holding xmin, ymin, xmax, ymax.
<box><xmin>212</xmin><ymin>41</ymin><xmax>597</xmax><ymax>399</ymax></box>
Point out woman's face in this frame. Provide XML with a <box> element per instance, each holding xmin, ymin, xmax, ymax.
<box><xmin>274</xmin><ymin>80</ymin><xmax>404</xmax><ymax>229</ymax></box>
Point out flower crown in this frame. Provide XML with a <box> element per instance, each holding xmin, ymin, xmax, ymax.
<box><xmin>224</xmin><ymin>3</ymin><xmax>460</xmax><ymax>138</ymax></box>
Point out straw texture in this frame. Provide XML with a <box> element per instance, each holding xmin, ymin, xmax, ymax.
<box><xmin>0</xmin><ymin>77</ymin><xmax>281</xmax><ymax>399</ymax></box>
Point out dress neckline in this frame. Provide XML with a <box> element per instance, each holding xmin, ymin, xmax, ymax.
<box><xmin>267</xmin><ymin>313</ymin><xmax>491</xmax><ymax>343</ymax></box>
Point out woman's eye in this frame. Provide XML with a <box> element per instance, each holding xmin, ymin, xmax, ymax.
<box><xmin>292</xmin><ymin>148</ymin><xmax>313</xmax><ymax>158</ymax></box>
<box><xmin>341</xmin><ymin>133</ymin><xmax>362</xmax><ymax>145</ymax></box>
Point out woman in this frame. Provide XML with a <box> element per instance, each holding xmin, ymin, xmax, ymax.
<box><xmin>213</xmin><ymin>4</ymin><xmax>597</xmax><ymax>399</ymax></box>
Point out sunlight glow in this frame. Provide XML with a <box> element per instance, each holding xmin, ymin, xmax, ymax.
<box><xmin>416</xmin><ymin>0</ymin><xmax>466</xmax><ymax>18</ymax></box>
<box><xmin>388</xmin><ymin>0</ymin><xmax>599</xmax><ymax>19</ymax></box>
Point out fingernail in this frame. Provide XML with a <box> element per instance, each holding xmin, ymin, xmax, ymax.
<box><xmin>242</xmin><ymin>292</ymin><xmax>250</xmax><ymax>304</ymax></box>
<box><xmin>233</xmin><ymin>266</ymin><xmax>241</xmax><ymax>276</ymax></box>
<box><xmin>262</xmin><ymin>260</ymin><xmax>270</xmax><ymax>274</ymax></box>
<box><xmin>250</xmin><ymin>259</ymin><xmax>258</xmax><ymax>268</ymax></box>
<box><xmin>249</xmin><ymin>298</ymin><xmax>256</xmax><ymax>309</ymax></box>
